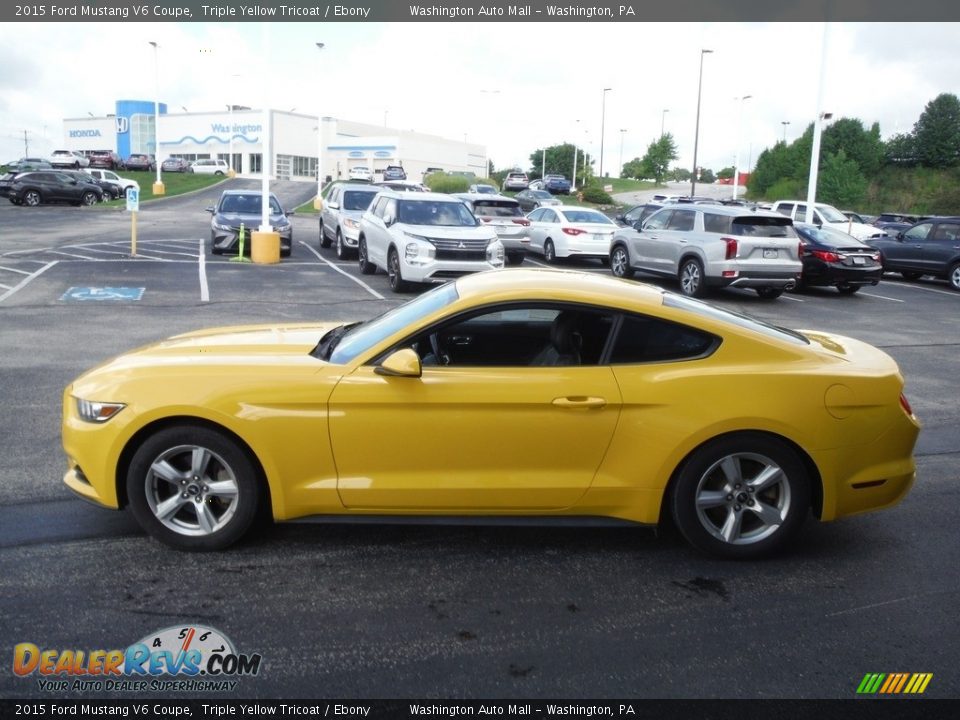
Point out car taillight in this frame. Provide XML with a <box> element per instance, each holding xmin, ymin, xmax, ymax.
<box><xmin>722</xmin><ymin>237</ymin><xmax>738</xmax><ymax>259</ymax></box>
<box><xmin>480</xmin><ymin>217</ymin><xmax>491</xmax><ymax>222</ymax></box>
<box><xmin>512</xmin><ymin>218</ymin><xmax>531</xmax><ymax>226</ymax></box>
<box><xmin>899</xmin><ymin>393</ymin><xmax>914</xmax><ymax>417</ymax></box>
<box><xmin>812</xmin><ymin>249</ymin><xmax>841</xmax><ymax>263</ymax></box>
<box><xmin>563</xmin><ymin>227</ymin><xmax>586</xmax><ymax>236</ymax></box>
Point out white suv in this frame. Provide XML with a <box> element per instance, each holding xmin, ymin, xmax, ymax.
<box><xmin>502</xmin><ymin>171</ymin><xmax>529</xmax><ymax>191</ymax></box>
<box><xmin>85</xmin><ymin>169</ymin><xmax>139</xmax><ymax>197</ymax></box>
<box><xmin>610</xmin><ymin>204</ymin><xmax>802</xmax><ymax>299</ymax></box>
<box><xmin>320</xmin><ymin>182</ymin><xmax>381</xmax><ymax>259</ymax></box>
<box><xmin>49</xmin><ymin>150</ymin><xmax>89</xmax><ymax>169</ymax></box>
<box><xmin>357</xmin><ymin>190</ymin><xmax>504</xmax><ymax>292</ymax></box>
<box><xmin>190</xmin><ymin>159</ymin><xmax>229</xmax><ymax>176</ymax></box>
<box><xmin>770</xmin><ymin>200</ymin><xmax>884</xmax><ymax>241</ymax></box>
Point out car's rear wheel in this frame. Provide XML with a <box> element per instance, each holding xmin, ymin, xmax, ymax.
<box><xmin>387</xmin><ymin>247</ymin><xmax>409</xmax><ymax>293</ymax></box>
<box><xmin>506</xmin><ymin>252</ymin><xmax>524</xmax><ymax>266</ymax></box>
<box><xmin>756</xmin><ymin>287</ymin><xmax>784</xmax><ymax>299</ymax></box>
<box><xmin>358</xmin><ymin>238</ymin><xmax>376</xmax><ymax>275</ymax></box>
<box><xmin>22</xmin><ymin>190</ymin><xmax>41</xmax><ymax>207</ymax></box>
<box><xmin>543</xmin><ymin>239</ymin><xmax>557</xmax><ymax>264</ymax></box>
<box><xmin>126</xmin><ymin>425</ymin><xmax>262</xmax><ymax>551</ymax></box>
<box><xmin>900</xmin><ymin>271</ymin><xmax>923</xmax><ymax>281</ymax></box>
<box><xmin>670</xmin><ymin>433</ymin><xmax>811</xmax><ymax>559</ymax></box>
<box><xmin>679</xmin><ymin>258</ymin><xmax>707</xmax><ymax>297</ymax></box>
<box><xmin>215</xmin><ymin>171</ymin><xmax>224</xmax><ymax>176</ymax></box>
<box><xmin>837</xmin><ymin>283</ymin><xmax>860</xmax><ymax>295</ymax></box>
<box><xmin>949</xmin><ymin>263</ymin><xmax>960</xmax><ymax>291</ymax></box>
<box><xmin>610</xmin><ymin>245</ymin><xmax>634</xmax><ymax>278</ymax></box>
<box><xmin>81</xmin><ymin>191</ymin><xmax>98</xmax><ymax>206</ymax></box>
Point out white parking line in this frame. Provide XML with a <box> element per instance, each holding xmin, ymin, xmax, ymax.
<box><xmin>0</xmin><ymin>283</ymin><xmax>11</xmax><ymax>290</ymax></box>
<box><xmin>198</xmin><ymin>238</ymin><xmax>209</xmax><ymax>302</ymax></box>
<box><xmin>780</xmin><ymin>294</ymin><xmax>804</xmax><ymax>302</ymax></box>
<box><xmin>889</xmin><ymin>283</ymin><xmax>959</xmax><ymax>298</ymax></box>
<box><xmin>524</xmin><ymin>258</ymin><xmax>550</xmax><ymax>268</ymax></box>
<box><xmin>860</xmin><ymin>291</ymin><xmax>905</xmax><ymax>303</ymax></box>
<box><xmin>0</xmin><ymin>261</ymin><xmax>58</xmax><ymax>304</ymax></box>
<box><xmin>0</xmin><ymin>265</ymin><xmax>32</xmax><ymax>276</ymax></box>
<box><xmin>299</xmin><ymin>241</ymin><xmax>385</xmax><ymax>300</ymax></box>
<box><xmin>48</xmin><ymin>250</ymin><xmax>100</xmax><ymax>261</ymax></box>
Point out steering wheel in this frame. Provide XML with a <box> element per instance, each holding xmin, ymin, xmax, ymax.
<box><xmin>429</xmin><ymin>332</ymin><xmax>450</xmax><ymax>366</ymax></box>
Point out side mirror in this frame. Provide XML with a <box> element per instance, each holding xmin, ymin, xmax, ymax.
<box><xmin>326</xmin><ymin>201</ymin><xmax>339</xmax><ymax>211</ymax></box>
<box><xmin>633</xmin><ymin>220</ymin><xmax>644</xmax><ymax>231</ymax></box>
<box><xmin>205</xmin><ymin>206</ymin><xmax>216</xmax><ymax>214</ymax></box>
<box><xmin>896</xmin><ymin>232</ymin><xmax>905</xmax><ymax>241</ymax></box>
<box><xmin>375</xmin><ymin>348</ymin><xmax>422</xmax><ymax>378</ymax></box>
<box><xmin>615</xmin><ymin>214</ymin><xmax>624</xmax><ymax>222</ymax></box>
<box><xmin>383</xmin><ymin>213</ymin><xmax>395</xmax><ymax>226</ymax></box>
<box><xmin>287</xmin><ymin>210</ymin><xmax>296</xmax><ymax>217</ymax></box>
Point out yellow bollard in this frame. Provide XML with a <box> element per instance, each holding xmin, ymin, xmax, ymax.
<box><xmin>251</xmin><ymin>230</ymin><xmax>280</xmax><ymax>264</ymax></box>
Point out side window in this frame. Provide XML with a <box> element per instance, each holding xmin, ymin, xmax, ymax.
<box><xmin>904</xmin><ymin>223</ymin><xmax>933</xmax><ymax>241</ymax></box>
<box><xmin>609</xmin><ymin>314</ymin><xmax>718</xmax><ymax>364</ymax></box>
<box><xmin>702</xmin><ymin>213</ymin><xmax>730</xmax><ymax>234</ymax></box>
<box><xmin>933</xmin><ymin>223</ymin><xmax>960</xmax><ymax>241</ymax></box>
<box><xmin>383</xmin><ymin>199</ymin><xmax>398</xmax><ymax>222</ymax></box>
<box><xmin>541</xmin><ymin>210</ymin><xmax>558</xmax><ymax>224</ymax></box>
<box><xmin>774</xmin><ymin>203</ymin><xmax>793</xmax><ymax>217</ymax></box>
<box><xmin>528</xmin><ymin>208</ymin><xmax>544</xmax><ymax>222</ymax></box>
<box><xmin>794</xmin><ymin>204</ymin><xmax>808</xmax><ymax>220</ymax></box>
<box><xmin>371</xmin><ymin>196</ymin><xmax>389</xmax><ymax>218</ymax></box>
<box><xmin>644</xmin><ymin>210</ymin><xmax>672</xmax><ymax>231</ymax></box>
<box><xmin>666</xmin><ymin>209</ymin><xmax>696</xmax><ymax>232</ymax></box>
<box><xmin>407</xmin><ymin>304</ymin><xmax>615</xmax><ymax>368</ymax></box>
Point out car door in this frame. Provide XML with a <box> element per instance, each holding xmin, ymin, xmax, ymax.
<box><xmin>884</xmin><ymin>222</ymin><xmax>933</xmax><ymax>271</ymax></box>
<box><xmin>328</xmin><ymin>303</ymin><xmax>623</xmax><ymax>510</ymax></box>
<box><xmin>630</xmin><ymin>208</ymin><xmax>673</xmax><ymax>274</ymax></box>
<box><xmin>921</xmin><ymin>222</ymin><xmax>960</xmax><ymax>275</ymax></box>
<box><xmin>529</xmin><ymin>209</ymin><xmax>558</xmax><ymax>255</ymax></box>
<box><xmin>657</xmin><ymin>208</ymin><xmax>698</xmax><ymax>272</ymax></box>
<box><xmin>322</xmin><ymin>185</ymin><xmax>339</xmax><ymax>239</ymax></box>
<box><xmin>525</xmin><ymin>208</ymin><xmax>547</xmax><ymax>252</ymax></box>
<box><xmin>367</xmin><ymin>197</ymin><xmax>397</xmax><ymax>267</ymax></box>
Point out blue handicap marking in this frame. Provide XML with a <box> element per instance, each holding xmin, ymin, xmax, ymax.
<box><xmin>126</xmin><ymin>188</ymin><xmax>140</xmax><ymax>212</ymax></box>
<box><xmin>62</xmin><ymin>287</ymin><xmax>145</xmax><ymax>302</ymax></box>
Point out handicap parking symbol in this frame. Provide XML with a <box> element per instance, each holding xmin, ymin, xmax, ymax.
<box><xmin>62</xmin><ymin>287</ymin><xmax>145</xmax><ymax>302</ymax></box>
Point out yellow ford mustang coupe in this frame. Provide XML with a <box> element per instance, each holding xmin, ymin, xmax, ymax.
<box><xmin>62</xmin><ymin>269</ymin><xmax>920</xmax><ymax>558</ymax></box>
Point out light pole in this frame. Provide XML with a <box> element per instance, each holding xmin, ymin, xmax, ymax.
<box><xmin>781</xmin><ymin>120</ymin><xmax>791</xmax><ymax>144</ymax></box>
<box><xmin>690</xmin><ymin>48</ymin><xmax>712</xmax><ymax>197</ymax></box>
<box><xmin>618</xmin><ymin>128</ymin><xmax>627</xmax><ymax>178</ymax></box>
<box><xmin>661</xmin><ymin>108</ymin><xmax>669</xmax><ymax>137</ymax></box>
<box><xmin>732</xmin><ymin>95</ymin><xmax>752</xmax><ymax>200</ymax></box>
<box><xmin>599</xmin><ymin>87</ymin><xmax>612</xmax><ymax>179</ymax></box>
<box><xmin>805</xmin><ymin>22</ymin><xmax>831</xmax><ymax>224</ymax></box>
<box><xmin>148</xmin><ymin>41</ymin><xmax>164</xmax><ymax>195</ymax></box>
<box><xmin>314</xmin><ymin>42</ymin><xmax>325</xmax><ymax>210</ymax></box>
<box><xmin>227</xmin><ymin>74</ymin><xmax>241</xmax><ymax>177</ymax></box>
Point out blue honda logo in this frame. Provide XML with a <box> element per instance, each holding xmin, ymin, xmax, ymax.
<box><xmin>115</xmin><ymin>117</ymin><xmax>129</xmax><ymax>134</ymax></box>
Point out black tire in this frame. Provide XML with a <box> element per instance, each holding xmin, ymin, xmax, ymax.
<box><xmin>506</xmin><ymin>252</ymin><xmax>524</xmax><ymax>266</ymax></box>
<box><xmin>320</xmin><ymin>222</ymin><xmax>332</xmax><ymax>249</ymax></box>
<box><xmin>670</xmin><ymin>433</ymin><xmax>811</xmax><ymax>559</ymax></box>
<box><xmin>215</xmin><ymin>171</ymin><xmax>224</xmax><ymax>176</ymax></box>
<box><xmin>949</xmin><ymin>263</ymin><xmax>960</xmax><ymax>291</ymax></box>
<box><xmin>900</xmin><ymin>271</ymin><xmax>923</xmax><ymax>281</ymax></box>
<box><xmin>678</xmin><ymin>257</ymin><xmax>707</xmax><ymax>298</ymax></box>
<box><xmin>543</xmin><ymin>239</ymin><xmax>557</xmax><ymax>264</ymax></box>
<box><xmin>756</xmin><ymin>287</ymin><xmax>784</xmax><ymax>299</ymax></box>
<box><xmin>610</xmin><ymin>245</ymin><xmax>635</xmax><ymax>278</ymax></box>
<box><xmin>387</xmin><ymin>247</ymin><xmax>409</xmax><ymax>293</ymax></box>
<box><xmin>335</xmin><ymin>229</ymin><xmax>352</xmax><ymax>260</ymax></box>
<box><xmin>358</xmin><ymin>238</ymin><xmax>376</xmax><ymax>275</ymax></box>
<box><xmin>81</xmin><ymin>191</ymin><xmax>98</xmax><ymax>206</ymax></box>
<box><xmin>837</xmin><ymin>284</ymin><xmax>860</xmax><ymax>295</ymax></box>
<box><xmin>22</xmin><ymin>190</ymin><xmax>41</xmax><ymax>207</ymax></box>
<box><xmin>126</xmin><ymin>424</ymin><xmax>262</xmax><ymax>551</ymax></box>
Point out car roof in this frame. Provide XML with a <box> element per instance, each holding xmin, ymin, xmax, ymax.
<box><xmin>334</xmin><ymin>183</ymin><xmax>381</xmax><ymax>191</ymax></box>
<box><xmin>219</xmin><ymin>189</ymin><xmax>279</xmax><ymax>199</ymax></box>
<box><xmin>376</xmin><ymin>190</ymin><xmax>465</xmax><ymax>201</ymax></box>
<box><xmin>453</xmin><ymin>192</ymin><xmax>518</xmax><ymax>202</ymax></box>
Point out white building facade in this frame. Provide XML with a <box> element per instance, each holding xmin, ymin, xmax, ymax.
<box><xmin>62</xmin><ymin>101</ymin><xmax>488</xmax><ymax>183</ymax></box>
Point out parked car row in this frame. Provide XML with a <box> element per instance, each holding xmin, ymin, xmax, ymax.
<box><xmin>0</xmin><ymin>170</ymin><xmax>104</xmax><ymax>206</ymax></box>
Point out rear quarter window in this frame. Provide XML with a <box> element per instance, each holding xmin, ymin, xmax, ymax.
<box><xmin>610</xmin><ymin>314</ymin><xmax>719</xmax><ymax>364</ymax></box>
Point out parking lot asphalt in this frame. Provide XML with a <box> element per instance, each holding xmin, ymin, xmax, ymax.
<box><xmin>1</xmin><ymin>182</ymin><xmax>958</xmax><ymax>699</ymax></box>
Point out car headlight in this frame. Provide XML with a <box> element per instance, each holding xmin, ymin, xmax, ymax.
<box><xmin>75</xmin><ymin>397</ymin><xmax>125</xmax><ymax>423</ymax></box>
<box><xmin>487</xmin><ymin>239</ymin><xmax>505</xmax><ymax>266</ymax></box>
<box><xmin>212</xmin><ymin>222</ymin><xmax>233</xmax><ymax>232</ymax></box>
<box><xmin>343</xmin><ymin>218</ymin><xmax>360</xmax><ymax>230</ymax></box>
<box><xmin>403</xmin><ymin>234</ymin><xmax>436</xmax><ymax>265</ymax></box>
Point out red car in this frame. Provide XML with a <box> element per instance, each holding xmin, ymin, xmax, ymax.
<box><xmin>125</xmin><ymin>154</ymin><xmax>155</xmax><ymax>171</ymax></box>
<box><xmin>88</xmin><ymin>151</ymin><xmax>125</xmax><ymax>170</ymax></box>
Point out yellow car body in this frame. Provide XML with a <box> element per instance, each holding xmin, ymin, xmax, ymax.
<box><xmin>62</xmin><ymin>269</ymin><xmax>920</xmax><ymax>557</ymax></box>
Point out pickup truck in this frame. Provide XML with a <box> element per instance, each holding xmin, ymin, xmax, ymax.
<box><xmin>543</xmin><ymin>174</ymin><xmax>572</xmax><ymax>195</ymax></box>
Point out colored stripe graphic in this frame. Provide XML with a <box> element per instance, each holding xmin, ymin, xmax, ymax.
<box><xmin>857</xmin><ymin>673</ymin><xmax>932</xmax><ymax>694</ymax></box>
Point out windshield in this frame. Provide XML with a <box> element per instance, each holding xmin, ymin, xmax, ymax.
<box><xmin>561</xmin><ymin>210</ymin><xmax>614</xmax><ymax>225</ymax></box>
<box><xmin>219</xmin><ymin>195</ymin><xmax>282</xmax><ymax>215</ymax></box>
<box><xmin>343</xmin><ymin>190</ymin><xmax>378</xmax><ymax>211</ymax></box>
<box><xmin>530</xmin><ymin>191</ymin><xmax>553</xmax><ymax>199</ymax></box>
<box><xmin>329</xmin><ymin>283</ymin><xmax>460</xmax><ymax>364</ymax></box>
<box><xmin>397</xmin><ymin>200</ymin><xmax>477</xmax><ymax>226</ymax></box>
<box><xmin>817</xmin><ymin>204</ymin><xmax>848</xmax><ymax>223</ymax></box>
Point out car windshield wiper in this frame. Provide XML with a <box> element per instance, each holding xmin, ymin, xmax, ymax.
<box><xmin>313</xmin><ymin>322</ymin><xmax>362</xmax><ymax>361</ymax></box>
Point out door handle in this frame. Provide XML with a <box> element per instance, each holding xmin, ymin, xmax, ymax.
<box><xmin>552</xmin><ymin>396</ymin><xmax>607</xmax><ymax>409</ymax></box>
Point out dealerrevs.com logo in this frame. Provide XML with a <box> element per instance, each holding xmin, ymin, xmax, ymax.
<box><xmin>857</xmin><ymin>672</ymin><xmax>934</xmax><ymax>695</ymax></box>
<box><xmin>13</xmin><ymin>625</ymin><xmax>262</xmax><ymax>693</ymax></box>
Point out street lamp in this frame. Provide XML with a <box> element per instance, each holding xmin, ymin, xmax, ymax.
<box><xmin>661</xmin><ymin>108</ymin><xmax>669</xmax><ymax>137</ymax></box>
<box><xmin>599</xmin><ymin>87</ymin><xmax>612</xmax><ymax>179</ymax></box>
<box><xmin>618</xmin><ymin>128</ymin><xmax>627</xmax><ymax>178</ymax></box>
<box><xmin>690</xmin><ymin>49</ymin><xmax>713</xmax><ymax>197</ymax></box>
<box><xmin>781</xmin><ymin>120</ymin><xmax>791</xmax><ymax>144</ymax></box>
<box><xmin>805</xmin><ymin>22</ymin><xmax>831</xmax><ymax>224</ymax></box>
<box><xmin>148</xmin><ymin>41</ymin><xmax>164</xmax><ymax>195</ymax></box>
<box><xmin>732</xmin><ymin>95</ymin><xmax>752</xmax><ymax>200</ymax></box>
<box><xmin>314</xmin><ymin>42</ymin><xmax>325</xmax><ymax>210</ymax></box>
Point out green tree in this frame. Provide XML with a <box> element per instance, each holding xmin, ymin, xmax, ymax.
<box><xmin>817</xmin><ymin>149</ymin><xmax>867</xmax><ymax>208</ymax></box>
<box><xmin>885</xmin><ymin>132</ymin><xmax>917</xmax><ymax>166</ymax></box>
<box><xmin>529</xmin><ymin>143</ymin><xmax>580</xmax><ymax>181</ymax></box>
<box><xmin>698</xmin><ymin>167</ymin><xmax>716</xmax><ymax>184</ymax></box>
<box><xmin>670</xmin><ymin>167</ymin><xmax>691</xmax><ymax>182</ymax></box>
<box><xmin>821</xmin><ymin>118</ymin><xmax>885</xmax><ymax>177</ymax></box>
<box><xmin>913</xmin><ymin>93</ymin><xmax>960</xmax><ymax>168</ymax></box>
<box><xmin>639</xmin><ymin>133</ymin><xmax>678</xmax><ymax>185</ymax></box>
<box><xmin>717</xmin><ymin>166</ymin><xmax>735</xmax><ymax>180</ymax></box>
<box><xmin>621</xmin><ymin>157</ymin><xmax>644</xmax><ymax>180</ymax></box>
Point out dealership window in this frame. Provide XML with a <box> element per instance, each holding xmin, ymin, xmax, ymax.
<box><xmin>129</xmin><ymin>114</ymin><xmax>154</xmax><ymax>155</ymax></box>
<box><xmin>290</xmin><ymin>155</ymin><xmax>317</xmax><ymax>178</ymax></box>
<box><xmin>218</xmin><ymin>153</ymin><xmax>242</xmax><ymax>172</ymax></box>
<box><xmin>249</xmin><ymin>153</ymin><xmax>262</xmax><ymax>174</ymax></box>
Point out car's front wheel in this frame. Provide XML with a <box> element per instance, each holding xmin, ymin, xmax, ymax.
<box><xmin>126</xmin><ymin>424</ymin><xmax>262</xmax><ymax>551</ymax></box>
<box><xmin>81</xmin><ymin>191</ymin><xmax>98</xmax><ymax>206</ymax></box>
<box><xmin>358</xmin><ymin>238</ymin><xmax>376</xmax><ymax>275</ymax></box>
<box><xmin>610</xmin><ymin>245</ymin><xmax>634</xmax><ymax>278</ymax></box>
<box><xmin>949</xmin><ymin>263</ymin><xmax>960</xmax><ymax>291</ymax></box>
<box><xmin>679</xmin><ymin>257</ymin><xmax>707</xmax><ymax>297</ymax></box>
<box><xmin>506</xmin><ymin>252</ymin><xmax>524</xmax><ymax>266</ymax></box>
<box><xmin>22</xmin><ymin>190</ymin><xmax>41</xmax><ymax>207</ymax></box>
<box><xmin>670</xmin><ymin>433</ymin><xmax>811</xmax><ymax>559</ymax></box>
<box><xmin>387</xmin><ymin>247</ymin><xmax>409</xmax><ymax>293</ymax></box>
<box><xmin>319</xmin><ymin>223</ymin><xmax>332</xmax><ymax>248</ymax></box>
<box><xmin>336</xmin><ymin>229</ymin><xmax>352</xmax><ymax>260</ymax></box>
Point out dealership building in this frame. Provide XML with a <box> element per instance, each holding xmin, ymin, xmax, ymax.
<box><xmin>62</xmin><ymin>100</ymin><xmax>488</xmax><ymax>182</ymax></box>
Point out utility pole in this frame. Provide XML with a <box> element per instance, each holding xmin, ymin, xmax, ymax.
<box><xmin>23</xmin><ymin>130</ymin><xmax>29</xmax><ymax>156</ymax></box>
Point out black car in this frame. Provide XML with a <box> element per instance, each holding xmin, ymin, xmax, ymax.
<box><xmin>514</xmin><ymin>189</ymin><xmax>559</xmax><ymax>212</ymax></box>
<box><xmin>867</xmin><ymin>217</ymin><xmax>960</xmax><ymax>290</ymax></box>
<box><xmin>615</xmin><ymin>202</ymin><xmax>664</xmax><ymax>227</ymax></box>
<box><xmin>794</xmin><ymin>223</ymin><xmax>882</xmax><ymax>294</ymax></box>
<box><xmin>207</xmin><ymin>190</ymin><xmax>294</xmax><ymax>257</ymax></box>
<box><xmin>6</xmin><ymin>171</ymin><xmax>103</xmax><ymax>206</ymax></box>
<box><xmin>59</xmin><ymin>169</ymin><xmax>118</xmax><ymax>200</ymax></box>
<box><xmin>5</xmin><ymin>158</ymin><xmax>52</xmax><ymax>173</ymax></box>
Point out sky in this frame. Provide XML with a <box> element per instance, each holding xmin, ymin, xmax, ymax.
<box><xmin>2</xmin><ymin>21</ymin><xmax>959</xmax><ymax>176</ymax></box>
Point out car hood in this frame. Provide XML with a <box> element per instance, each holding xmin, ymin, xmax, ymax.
<box><xmin>399</xmin><ymin>224</ymin><xmax>496</xmax><ymax>240</ymax></box>
<box><xmin>216</xmin><ymin>212</ymin><xmax>289</xmax><ymax>225</ymax></box>
<box><xmin>825</xmin><ymin>220</ymin><xmax>882</xmax><ymax>239</ymax></box>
